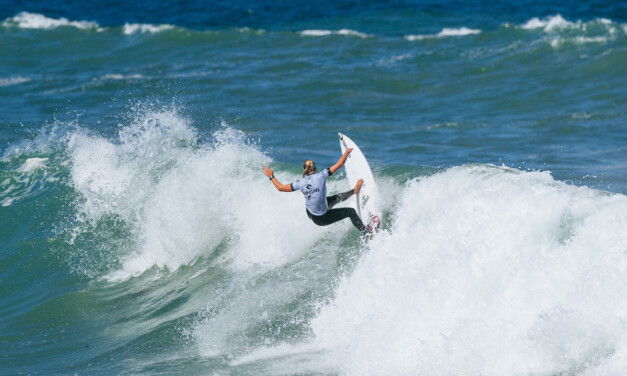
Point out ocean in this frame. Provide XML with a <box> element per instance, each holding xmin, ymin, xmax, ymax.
<box><xmin>1</xmin><ymin>0</ymin><xmax>626</xmax><ymax>374</ymax></box>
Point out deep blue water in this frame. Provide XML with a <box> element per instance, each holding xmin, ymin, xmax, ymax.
<box><xmin>1</xmin><ymin>1</ymin><xmax>626</xmax><ymax>374</ymax></box>
<box><xmin>3</xmin><ymin>0</ymin><xmax>627</xmax><ymax>28</ymax></box>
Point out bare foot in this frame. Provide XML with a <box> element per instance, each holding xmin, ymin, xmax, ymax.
<box><xmin>354</xmin><ymin>178</ymin><xmax>364</xmax><ymax>195</ymax></box>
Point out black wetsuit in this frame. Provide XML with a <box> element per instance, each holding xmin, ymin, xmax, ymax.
<box><xmin>306</xmin><ymin>189</ymin><xmax>369</xmax><ymax>235</ymax></box>
<box><xmin>291</xmin><ymin>167</ymin><xmax>369</xmax><ymax>235</ymax></box>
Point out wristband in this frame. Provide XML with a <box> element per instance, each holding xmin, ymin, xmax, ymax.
<box><xmin>269</xmin><ymin>175</ymin><xmax>275</xmax><ymax>180</ymax></box>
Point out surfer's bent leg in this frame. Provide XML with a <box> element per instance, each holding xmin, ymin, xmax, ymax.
<box><xmin>307</xmin><ymin>208</ymin><xmax>369</xmax><ymax>235</ymax></box>
<box><xmin>326</xmin><ymin>189</ymin><xmax>355</xmax><ymax>210</ymax></box>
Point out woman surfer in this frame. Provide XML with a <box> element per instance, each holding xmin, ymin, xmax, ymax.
<box><xmin>262</xmin><ymin>148</ymin><xmax>369</xmax><ymax>235</ymax></box>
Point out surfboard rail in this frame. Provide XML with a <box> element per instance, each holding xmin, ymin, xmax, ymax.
<box><xmin>338</xmin><ymin>132</ymin><xmax>381</xmax><ymax>232</ymax></box>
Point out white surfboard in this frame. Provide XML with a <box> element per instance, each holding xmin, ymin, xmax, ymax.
<box><xmin>338</xmin><ymin>133</ymin><xmax>381</xmax><ymax>232</ymax></box>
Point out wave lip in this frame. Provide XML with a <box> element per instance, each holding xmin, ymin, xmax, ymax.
<box><xmin>2</xmin><ymin>11</ymin><xmax>99</xmax><ymax>30</ymax></box>
<box><xmin>522</xmin><ymin>14</ymin><xmax>574</xmax><ymax>32</ymax></box>
<box><xmin>405</xmin><ymin>27</ymin><xmax>481</xmax><ymax>41</ymax></box>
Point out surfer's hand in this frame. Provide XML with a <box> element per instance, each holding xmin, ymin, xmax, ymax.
<box><xmin>346</xmin><ymin>148</ymin><xmax>353</xmax><ymax>155</ymax></box>
<box><xmin>262</xmin><ymin>166</ymin><xmax>273</xmax><ymax>178</ymax></box>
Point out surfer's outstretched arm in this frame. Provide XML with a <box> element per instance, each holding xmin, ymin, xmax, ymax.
<box><xmin>262</xmin><ymin>166</ymin><xmax>293</xmax><ymax>192</ymax></box>
<box><xmin>329</xmin><ymin>148</ymin><xmax>353</xmax><ymax>174</ymax></box>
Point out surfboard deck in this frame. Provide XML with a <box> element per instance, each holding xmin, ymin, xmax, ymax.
<box><xmin>338</xmin><ymin>133</ymin><xmax>381</xmax><ymax>233</ymax></box>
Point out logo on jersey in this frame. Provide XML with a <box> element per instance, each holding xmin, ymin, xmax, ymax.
<box><xmin>303</xmin><ymin>184</ymin><xmax>320</xmax><ymax>200</ymax></box>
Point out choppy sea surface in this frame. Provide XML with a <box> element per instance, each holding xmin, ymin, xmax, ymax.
<box><xmin>1</xmin><ymin>1</ymin><xmax>626</xmax><ymax>374</ymax></box>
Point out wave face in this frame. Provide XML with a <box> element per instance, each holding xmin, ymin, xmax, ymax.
<box><xmin>1</xmin><ymin>1</ymin><xmax>626</xmax><ymax>374</ymax></box>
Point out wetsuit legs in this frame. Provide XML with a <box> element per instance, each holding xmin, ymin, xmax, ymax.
<box><xmin>306</xmin><ymin>190</ymin><xmax>369</xmax><ymax>235</ymax></box>
<box><xmin>307</xmin><ymin>206</ymin><xmax>369</xmax><ymax>235</ymax></box>
<box><xmin>326</xmin><ymin>189</ymin><xmax>355</xmax><ymax>209</ymax></box>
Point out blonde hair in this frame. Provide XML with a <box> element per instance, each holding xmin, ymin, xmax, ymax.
<box><xmin>302</xmin><ymin>159</ymin><xmax>317</xmax><ymax>177</ymax></box>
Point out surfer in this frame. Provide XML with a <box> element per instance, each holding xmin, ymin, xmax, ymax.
<box><xmin>262</xmin><ymin>148</ymin><xmax>370</xmax><ymax>235</ymax></box>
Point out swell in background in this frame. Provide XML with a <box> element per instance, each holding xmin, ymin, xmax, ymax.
<box><xmin>2</xmin><ymin>11</ymin><xmax>625</xmax><ymax>192</ymax></box>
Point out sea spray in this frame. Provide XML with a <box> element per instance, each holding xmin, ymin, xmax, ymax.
<box><xmin>66</xmin><ymin>106</ymin><xmax>347</xmax><ymax>281</ymax></box>
<box><xmin>309</xmin><ymin>165</ymin><xmax>627</xmax><ymax>375</ymax></box>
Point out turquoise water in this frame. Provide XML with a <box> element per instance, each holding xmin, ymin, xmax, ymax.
<box><xmin>1</xmin><ymin>2</ymin><xmax>627</xmax><ymax>374</ymax></box>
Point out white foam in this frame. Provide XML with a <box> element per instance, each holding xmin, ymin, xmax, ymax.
<box><xmin>17</xmin><ymin>157</ymin><xmax>49</xmax><ymax>173</ymax></box>
<box><xmin>122</xmin><ymin>23</ymin><xmax>173</xmax><ymax>35</ymax></box>
<box><xmin>550</xmin><ymin>35</ymin><xmax>610</xmax><ymax>48</ymax></box>
<box><xmin>237</xmin><ymin>27</ymin><xmax>266</xmax><ymax>35</ymax></box>
<box><xmin>522</xmin><ymin>15</ymin><xmax>576</xmax><ymax>32</ymax></box>
<box><xmin>404</xmin><ymin>34</ymin><xmax>427</xmax><ymax>41</ymax></box>
<box><xmin>336</xmin><ymin>29</ymin><xmax>370</xmax><ymax>38</ymax></box>
<box><xmin>544</xmin><ymin>15</ymin><xmax>576</xmax><ymax>31</ymax></box>
<box><xmin>300</xmin><ymin>29</ymin><xmax>370</xmax><ymax>38</ymax></box>
<box><xmin>2</xmin><ymin>197</ymin><xmax>16</xmax><ymax>207</ymax></box>
<box><xmin>98</xmin><ymin>74</ymin><xmax>144</xmax><ymax>80</ymax></box>
<box><xmin>574</xmin><ymin>36</ymin><xmax>609</xmax><ymax>44</ymax></box>
<box><xmin>309</xmin><ymin>165</ymin><xmax>627</xmax><ymax>375</ymax></box>
<box><xmin>522</xmin><ymin>15</ymin><xmax>621</xmax><ymax>35</ymax></box>
<box><xmin>3</xmin><ymin>11</ymin><xmax>99</xmax><ymax>30</ymax></box>
<box><xmin>405</xmin><ymin>27</ymin><xmax>481</xmax><ymax>41</ymax></box>
<box><xmin>0</xmin><ymin>76</ymin><xmax>30</xmax><ymax>87</ymax></box>
<box><xmin>300</xmin><ymin>29</ymin><xmax>332</xmax><ymax>37</ymax></box>
<box><xmin>68</xmin><ymin>107</ymin><xmax>337</xmax><ymax>281</ymax></box>
<box><xmin>520</xmin><ymin>16</ymin><xmax>621</xmax><ymax>48</ymax></box>
<box><xmin>192</xmin><ymin>173</ymin><xmax>403</xmax><ymax>364</ymax></box>
<box><xmin>2</xmin><ymin>156</ymin><xmax>55</xmax><ymax>207</ymax></box>
<box><xmin>521</xmin><ymin>17</ymin><xmax>546</xmax><ymax>30</ymax></box>
<box><xmin>437</xmin><ymin>27</ymin><xmax>481</xmax><ymax>37</ymax></box>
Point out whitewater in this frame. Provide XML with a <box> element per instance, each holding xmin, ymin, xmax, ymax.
<box><xmin>2</xmin><ymin>107</ymin><xmax>625</xmax><ymax>374</ymax></box>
